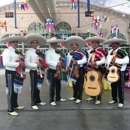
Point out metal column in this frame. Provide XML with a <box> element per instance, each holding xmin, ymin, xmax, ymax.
<box><xmin>14</xmin><ymin>0</ymin><xmax>17</xmax><ymax>28</ymax></box>
<box><xmin>77</xmin><ymin>0</ymin><xmax>80</xmax><ymax>28</ymax></box>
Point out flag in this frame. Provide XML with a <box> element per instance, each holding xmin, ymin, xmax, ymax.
<box><xmin>4</xmin><ymin>21</ymin><xmax>7</xmax><ymax>32</ymax></box>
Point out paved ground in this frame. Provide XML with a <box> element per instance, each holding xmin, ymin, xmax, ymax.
<box><xmin>0</xmin><ymin>68</ymin><xmax>130</xmax><ymax>130</ymax></box>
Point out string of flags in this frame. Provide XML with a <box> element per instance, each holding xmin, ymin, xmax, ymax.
<box><xmin>91</xmin><ymin>14</ymin><xmax>109</xmax><ymax>30</ymax></box>
<box><xmin>91</xmin><ymin>16</ymin><xmax>101</xmax><ymax>30</ymax></box>
<box><xmin>103</xmin><ymin>14</ymin><xmax>109</xmax><ymax>22</ymax></box>
<box><xmin>0</xmin><ymin>21</ymin><xmax>7</xmax><ymax>34</ymax></box>
<box><xmin>111</xmin><ymin>24</ymin><xmax>119</xmax><ymax>36</ymax></box>
<box><xmin>70</xmin><ymin>0</ymin><xmax>76</xmax><ymax>10</ymax></box>
<box><xmin>19</xmin><ymin>0</ymin><xmax>29</xmax><ymax>10</ymax></box>
<box><xmin>44</xmin><ymin>18</ymin><xmax>56</xmax><ymax>33</ymax></box>
<box><xmin>98</xmin><ymin>32</ymin><xmax>103</xmax><ymax>37</ymax></box>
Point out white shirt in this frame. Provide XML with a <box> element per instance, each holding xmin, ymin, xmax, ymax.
<box><xmin>67</xmin><ymin>50</ymin><xmax>87</xmax><ymax>68</ymax></box>
<box><xmin>106</xmin><ymin>47</ymin><xmax>129</xmax><ymax>71</ymax></box>
<box><xmin>25</xmin><ymin>48</ymin><xmax>38</xmax><ymax>70</ymax></box>
<box><xmin>2</xmin><ymin>46</ymin><xmax>19</xmax><ymax>71</ymax></box>
<box><xmin>45</xmin><ymin>48</ymin><xmax>60</xmax><ymax>70</ymax></box>
<box><xmin>87</xmin><ymin>47</ymin><xmax>106</xmax><ymax>66</ymax></box>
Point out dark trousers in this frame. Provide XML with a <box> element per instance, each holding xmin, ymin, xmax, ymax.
<box><xmin>72</xmin><ymin>67</ymin><xmax>84</xmax><ymax>100</ymax></box>
<box><xmin>111</xmin><ymin>71</ymin><xmax>125</xmax><ymax>104</ymax></box>
<box><xmin>30</xmin><ymin>70</ymin><xmax>41</xmax><ymax>106</ymax></box>
<box><xmin>49</xmin><ymin>69</ymin><xmax>61</xmax><ymax>102</ymax></box>
<box><xmin>5</xmin><ymin>70</ymin><xmax>18</xmax><ymax>112</ymax></box>
<box><xmin>91</xmin><ymin>96</ymin><xmax>102</xmax><ymax>101</ymax></box>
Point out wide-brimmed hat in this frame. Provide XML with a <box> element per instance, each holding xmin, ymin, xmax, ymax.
<box><xmin>0</xmin><ymin>35</ymin><xmax>26</xmax><ymax>43</ymax></box>
<box><xmin>103</xmin><ymin>37</ymin><xmax>127</xmax><ymax>44</ymax></box>
<box><xmin>24</xmin><ymin>34</ymin><xmax>47</xmax><ymax>46</ymax></box>
<box><xmin>47</xmin><ymin>37</ymin><xmax>64</xmax><ymax>44</ymax></box>
<box><xmin>64</xmin><ymin>36</ymin><xmax>86</xmax><ymax>49</ymax></box>
<box><xmin>85</xmin><ymin>36</ymin><xmax>105</xmax><ymax>43</ymax></box>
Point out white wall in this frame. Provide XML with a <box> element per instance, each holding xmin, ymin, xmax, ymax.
<box><xmin>0</xmin><ymin>4</ymin><xmax>129</xmax><ymax>41</ymax></box>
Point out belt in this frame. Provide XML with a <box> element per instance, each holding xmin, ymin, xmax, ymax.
<box><xmin>30</xmin><ymin>70</ymin><xmax>37</xmax><ymax>72</ymax></box>
<box><xmin>49</xmin><ymin>68</ymin><xmax>56</xmax><ymax>72</ymax></box>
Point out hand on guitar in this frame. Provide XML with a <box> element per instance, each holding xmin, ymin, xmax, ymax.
<box><xmin>73</xmin><ymin>60</ymin><xmax>77</xmax><ymax>64</ymax></box>
<box><xmin>111</xmin><ymin>57</ymin><xmax>116</xmax><ymax>64</ymax></box>
<box><xmin>37</xmin><ymin>62</ymin><xmax>43</xmax><ymax>67</ymax></box>
<box><xmin>19</xmin><ymin>61</ymin><xmax>25</xmax><ymax>66</ymax></box>
<box><xmin>91</xmin><ymin>61</ymin><xmax>96</xmax><ymax>66</ymax></box>
<box><xmin>57</xmin><ymin>62</ymin><xmax>61</xmax><ymax>67</ymax></box>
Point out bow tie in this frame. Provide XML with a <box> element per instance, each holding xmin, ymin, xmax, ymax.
<box><xmin>70</xmin><ymin>51</ymin><xmax>74</xmax><ymax>55</ymax></box>
<box><xmin>36</xmin><ymin>49</ymin><xmax>41</xmax><ymax>54</ymax></box>
<box><xmin>90</xmin><ymin>49</ymin><xmax>95</xmax><ymax>54</ymax></box>
<box><xmin>55</xmin><ymin>49</ymin><xmax>60</xmax><ymax>54</ymax></box>
<box><xmin>110</xmin><ymin>51</ymin><xmax>116</xmax><ymax>56</ymax></box>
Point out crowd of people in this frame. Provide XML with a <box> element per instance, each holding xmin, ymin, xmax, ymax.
<box><xmin>1</xmin><ymin>34</ymin><xmax>129</xmax><ymax>116</ymax></box>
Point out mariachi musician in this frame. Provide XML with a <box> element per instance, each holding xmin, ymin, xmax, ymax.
<box><xmin>25</xmin><ymin>34</ymin><xmax>47</xmax><ymax>110</ymax></box>
<box><xmin>45</xmin><ymin>37</ymin><xmax>67</xmax><ymax>106</ymax></box>
<box><xmin>85</xmin><ymin>36</ymin><xmax>107</xmax><ymax>105</ymax></box>
<box><xmin>104</xmin><ymin>37</ymin><xmax>129</xmax><ymax>108</ymax></box>
<box><xmin>2</xmin><ymin>35</ymin><xmax>26</xmax><ymax>116</ymax></box>
<box><xmin>64</xmin><ymin>36</ymin><xmax>87</xmax><ymax>104</ymax></box>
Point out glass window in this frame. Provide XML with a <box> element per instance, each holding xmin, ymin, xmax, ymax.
<box><xmin>28</xmin><ymin>22</ymin><xmax>44</xmax><ymax>34</ymax></box>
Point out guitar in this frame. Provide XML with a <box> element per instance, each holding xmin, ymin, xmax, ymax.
<box><xmin>72</xmin><ymin>64</ymin><xmax>79</xmax><ymax>79</ymax></box>
<box><xmin>107</xmin><ymin>51</ymin><xmax>119</xmax><ymax>83</ymax></box>
<box><xmin>15</xmin><ymin>49</ymin><xmax>26</xmax><ymax>79</ymax></box>
<box><xmin>84</xmin><ymin>53</ymin><xmax>104</xmax><ymax>96</ymax></box>
<box><xmin>54</xmin><ymin>65</ymin><xmax>62</xmax><ymax>80</ymax></box>
<box><xmin>36</xmin><ymin>49</ymin><xmax>45</xmax><ymax>78</ymax></box>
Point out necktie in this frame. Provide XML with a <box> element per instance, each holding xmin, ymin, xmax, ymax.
<box><xmin>112</xmin><ymin>51</ymin><xmax>116</xmax><ymax>56</ymax></box>
<box><xmin>91</xmin><ymin>53</ymin><xmax>95</xmax><ymax>62</ymax></box>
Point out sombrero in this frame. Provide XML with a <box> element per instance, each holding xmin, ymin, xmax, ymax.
<box><xmin>0</xmin><ymin>35</ymin><xmax>26</xmax><ymax>43</ymax></box>
<box><xmin>103</xmin><ymin>37</ymin><xmax>127</xmax><ymax>44</ymax></box>
<box><xmin>47</xmin><ymin>37</ymin><xmax>64</xmax><ymax>44</ymax></box>
<box><xmin>24</xmin><ymin>34</ymin><xmax>47</xmax><ymax>46</ymax></box>
<box><xmin>64</xmin><ymin>36</ymin><xmax>86</xmax><ymax>49</ymax></box>
<box><xmin>85</xmin><ymin>36</ymin><xmax>105</xmax><ymax>43</ymax></box>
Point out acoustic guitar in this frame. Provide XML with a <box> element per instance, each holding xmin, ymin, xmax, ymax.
<box><xmin>85</xmin><ymin>53</ymin><xmax>104</xmax><ymax>96</ymax></box>
<box><xmin>85</xmin><ymin>70</ymin><xmax>104</xmax><ymax>96</ymax></box>
<box><xmin>107</xmin><ymin>51</ymin><xmax>119</xmax><ymax>83</ymax></box>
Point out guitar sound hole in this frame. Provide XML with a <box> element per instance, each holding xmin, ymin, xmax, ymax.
<box><xmin>111</xmin><ymin>69</ymin><xmax>115</xmax><ymax>73</ymax></box>
<box><xmin>89</xmin><ymin>75</ymin><xmax>95</xmax><ymax>82</ymax></box>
